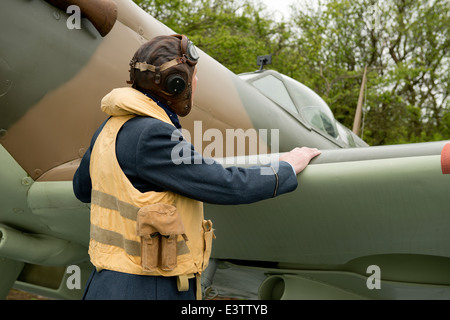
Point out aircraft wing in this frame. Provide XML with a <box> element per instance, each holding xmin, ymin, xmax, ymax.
<box><xmin>205</xmin><ymin>141</ymin><xmax>450</xmax><ymax>299</ymax></box>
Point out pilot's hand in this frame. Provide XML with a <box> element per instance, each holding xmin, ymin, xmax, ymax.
<box><xmin>279</xmin><ymin>147</ymin><xmax>321</xmax><ymax>175</ymax></box>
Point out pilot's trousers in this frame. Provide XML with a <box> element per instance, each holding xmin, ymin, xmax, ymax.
<box><xmin>82</xmin><ymin>268</ymin><xmax>196</xmax><ymax>300</ymax></box>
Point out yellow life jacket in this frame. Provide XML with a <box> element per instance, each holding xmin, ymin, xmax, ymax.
<box><xmin>88</xmin><ymin>88</ymin><xmax>214</xmax><ymax>298</ymax></box>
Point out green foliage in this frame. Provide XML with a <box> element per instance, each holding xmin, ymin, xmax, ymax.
<box><xmin>134</xmin><ymin>0</ymin><xmax>449</xmax><ymax>146</ymax></box>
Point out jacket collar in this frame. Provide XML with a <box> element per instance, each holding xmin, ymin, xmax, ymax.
<box><xmin>137</xmin><ymin>89</ymin><xmax>182</xmax><ymax>129</ymax></box>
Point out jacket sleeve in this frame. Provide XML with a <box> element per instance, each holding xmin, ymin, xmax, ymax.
<box><xmin>135</xmin><ymin>122</ymin><xmax>298</xmax><ymax>205</ymax></box>
<box><xmin>72</xmin><ymin>119</ymin><xmax>108</xmax><ymax>203</ymax></box>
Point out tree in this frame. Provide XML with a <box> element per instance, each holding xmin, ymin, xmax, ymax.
<box><xmin>134</xmin><ymin>0</ymin><xmax>290</xmax><ymax>74</ymax></box>
<box><xmin>287</xmin><ymin>0</ymin><xmax>449</xmax><ymax>145</ymax></box>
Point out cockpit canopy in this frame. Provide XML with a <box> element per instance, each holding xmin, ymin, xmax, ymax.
<box><xmin>239</xmin><ymin>70</ymin><xmax>356</xmax><ymax>146</ymax></box>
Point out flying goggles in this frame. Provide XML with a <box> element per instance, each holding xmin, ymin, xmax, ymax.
<box><xmin>132</xmin><ymin>34</ymin><xmax>199</xmax><ymax>75</ymax></box>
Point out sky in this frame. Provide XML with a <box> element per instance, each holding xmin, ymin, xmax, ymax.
<box><xmin>259</xmin><ymin>0</ymin><xmax>295</xmax><ymax>21</ymax></box>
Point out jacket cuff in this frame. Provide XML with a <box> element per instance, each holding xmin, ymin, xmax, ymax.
<box><xmin>261</xmin><ymin>161</ymin><xmax>298</xmax><ymax>197</ymax></box>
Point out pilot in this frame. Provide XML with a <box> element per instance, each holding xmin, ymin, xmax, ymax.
<box><xmin>73</xmin><ymin>34</ymin><xmax>320</xmax><ymax>300</ymax></box>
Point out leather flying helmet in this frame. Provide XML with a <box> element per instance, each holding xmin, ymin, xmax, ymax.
<box><xmin>128</xmin><ymin>34</ymin><xmax>199</xmax><ymax>116</ymax></box>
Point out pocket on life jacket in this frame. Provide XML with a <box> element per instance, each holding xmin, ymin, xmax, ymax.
<box><xmin>136</xmin><ymin>203</ymin><xmax>188</xmax><ymax>272</ymax></box>
<box><xmin>202</xmin><ymin>219</ymin><xmax>215</xmax><ymax>270</ymax></box>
